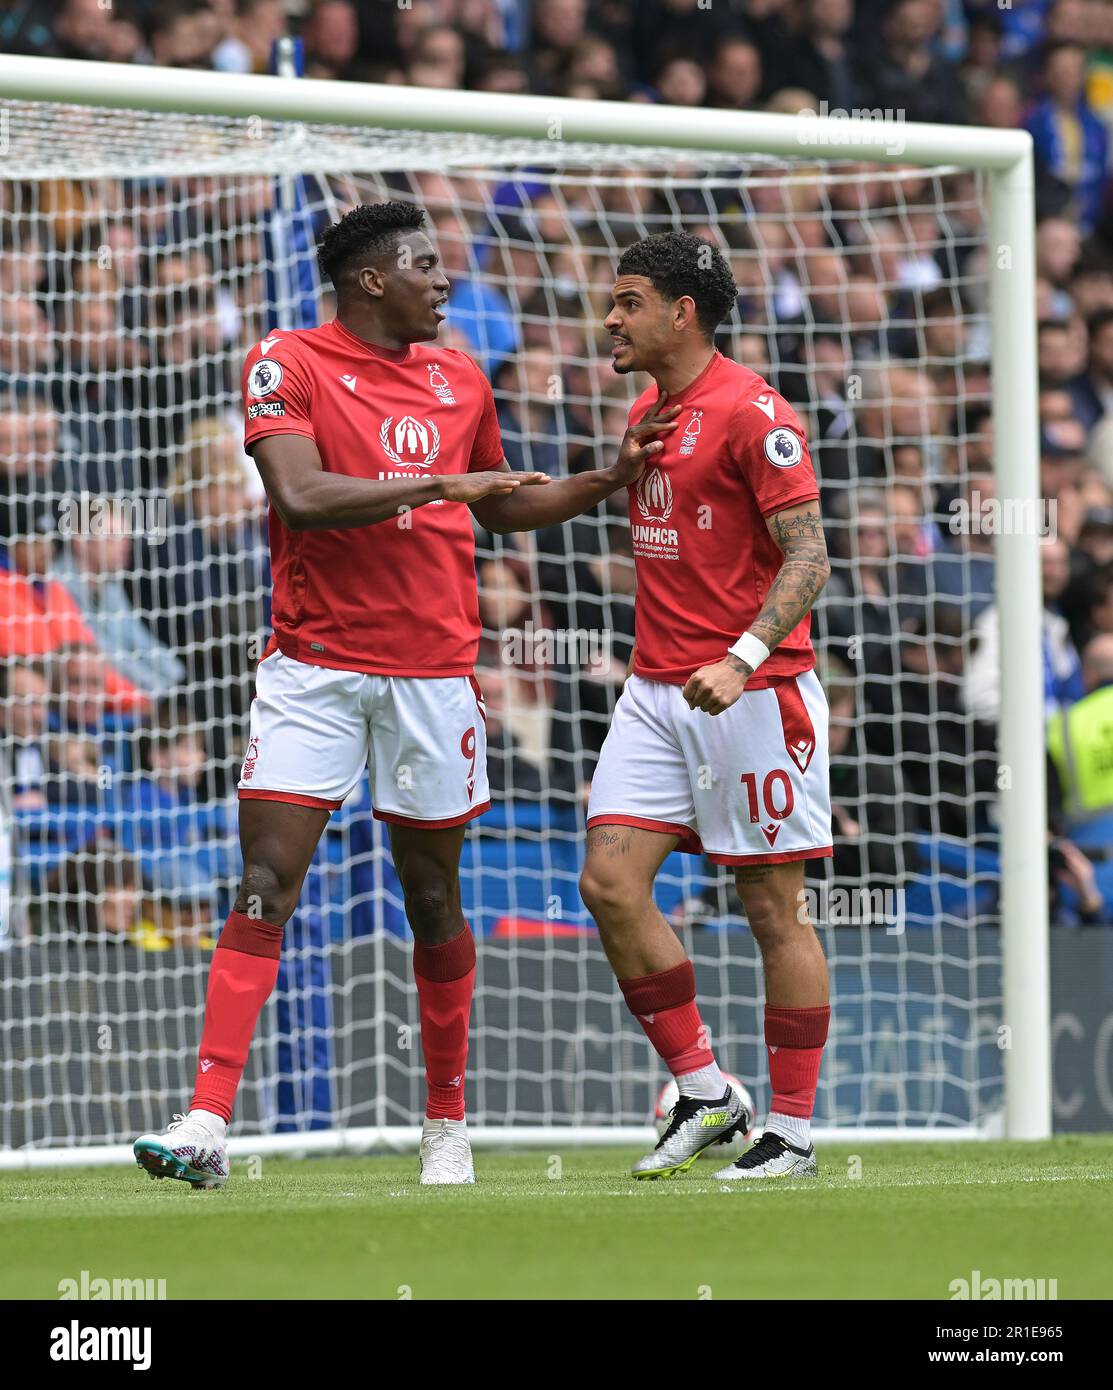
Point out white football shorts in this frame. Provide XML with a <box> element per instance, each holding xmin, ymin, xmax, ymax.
<box><xmin>587</xmin><ymin>670</ymin><xmax>831</xmax><ymax>865</ymax></box>
<box><xmin>238</xmin><ymin>651</ymin><xmax>490</xmax><ymax>827</ymax></box>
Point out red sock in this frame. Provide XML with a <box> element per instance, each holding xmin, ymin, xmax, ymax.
<box><xmin>190</xmin><ymin>911</ymin><xmax>284</xmax><ymax>1122</ymax></box>
<box><xmin>765</xmin><ymin>1005</ymin><xmax>830</xmax><ymax>1117</ymax></box>
<box><xmin>414</xmin><ymin>926</ymin><xmax>476</xmax><ymax>1121</ymax></box>
<box><xmin>619</xmin><ymin>961</ymin><xmax>714</xmax><ymax>1077</ymax></box>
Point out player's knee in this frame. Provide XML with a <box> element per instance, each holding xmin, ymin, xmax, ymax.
<box><xmin>579</xmin><ymin>864</ymin><xmax>636</xmax><ymax>926</ymax></box>
<box><xmin>739</xmin><ymin>889</ymin><xmax>803</xmax><ymax>949</ymax></box>
<box><xmin>401</xmin><ymin>876</ymin><xmax>459</xmax><ymax>940</ymax></box>
<box><xmin>235</xmin><ymin>862</ymin><xmax>298</xmax><ymax>926</ymax></box>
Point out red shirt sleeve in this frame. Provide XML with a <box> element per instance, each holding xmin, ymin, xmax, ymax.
<box><xmin>731</xmin><ymin>391</ymin><xmax>820</xmax><ymax>517</ymax></box>
<box><xmin>465</xmin><ymin>357</ymin><xmax>505</xmax><ymax>473</ymax></box>
<box><xmin>241</xmin><ymin>335</ymin><xmax>315</xmax><ymax>449</ymax></box>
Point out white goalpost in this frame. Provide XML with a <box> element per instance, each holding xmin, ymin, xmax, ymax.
<box><xmin>0</xmin><ymin>54</ymin><xmax>1047</xmax><ymax>1168</ymax></box>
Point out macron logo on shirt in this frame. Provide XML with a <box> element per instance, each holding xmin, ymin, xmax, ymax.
<box><xmin>340</xmin><ymin>374</ymin><xmax>358</xmax><ymax>392</ymax></box>
<box><xmin>259</xmin><ymin>336</ymin><xmax>280</xmax><ymax>354</ymax></box>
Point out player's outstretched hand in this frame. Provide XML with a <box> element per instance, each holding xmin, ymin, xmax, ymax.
<box><xmin>681</xmin><ymin>655</ymin><xmax>750</xmax><ymax>715</ymax></box>
<box><xmin>443</xmin><ymin>471</ymin><xmax>550</xmax><ymax>504</ymax></box>
<box><xmin>612</xmin><ymin>393</ymin><xmax>682</xmax><ymax>486</ymax></box>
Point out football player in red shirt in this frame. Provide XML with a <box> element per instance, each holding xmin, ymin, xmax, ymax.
<box><xmin>134</xmin><ymin>201</ymin><xmax>674</xmax><ymax>1187</ymax></box>
<box><xmin>581</xmin><ymin>231</ymin><xmax>834</xmax><ymax>1180</ymax></box>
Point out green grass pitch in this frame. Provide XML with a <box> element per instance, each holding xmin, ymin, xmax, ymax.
<box><xmin>4</xmin><ymin>1139</ymin><xmax>1112</xmax><ymax>1300</ymax></box>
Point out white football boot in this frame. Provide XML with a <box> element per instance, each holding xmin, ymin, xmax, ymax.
<box><xmin>713</xmin><ymin>1128</ymin><xmax>818</xmax><ymax>1181</ymax></box>
<box><xmin>133</xmin><ymin>1112</ymin><xmax>229</xmax><ymax>1190</ymax></box>
<box><xmin>419</xmin><ymin>1117</ymin><xmax>475</xmax><ymax>1185</ymax></box>
<box><xmin>632</xmin><ymin>1086</ymin><xmax>751</xmax><ymax>1180</ymax></box>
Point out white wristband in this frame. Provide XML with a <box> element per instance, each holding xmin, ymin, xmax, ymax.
<box><xmin>728</xmin><ymin>631</ymin><xmax>770</xmax><ymax>672</ymax></box>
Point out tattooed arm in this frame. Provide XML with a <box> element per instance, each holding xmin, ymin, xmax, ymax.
<box><xmin>681</xmin><ymin>500</ymin><xmax>830</xmax><ymax>714</ymax></box>
<box><xmin>748</xmin><ymin>502</ymin><xmax>831</xmax><ymax>651</ymax></box>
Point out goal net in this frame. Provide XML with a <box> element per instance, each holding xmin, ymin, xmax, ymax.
<box><xmin>0</xmin><ymin>94</ymin><xmax>1028</xmax><ymax>1157</ymax></box>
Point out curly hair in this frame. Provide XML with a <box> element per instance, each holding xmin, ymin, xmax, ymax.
<box><xmin>616</xmin><ymin>231</ymin><xmax>738</xmax><ymax>339</ymax></box>
<box><xmin>316</xmin><ymin>200</ymin><xmax>427</xmax><ymax>288</ymax></box>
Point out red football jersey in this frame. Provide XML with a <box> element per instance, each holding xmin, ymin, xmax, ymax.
<box><xmin>241</xmin><ymin>321</ymin><xmax>504</xmax><ymax>676</ymax></box>
<box><xmin>627</xmin><ymin>351</ymin><xmax>820</xmax><ymax>686</ymax></box>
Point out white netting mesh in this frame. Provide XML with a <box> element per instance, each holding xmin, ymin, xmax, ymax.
<box><xmin>0</xmin><ymin>101</ymin><xmax>1003</xmax><ymax>1147</ymax></box>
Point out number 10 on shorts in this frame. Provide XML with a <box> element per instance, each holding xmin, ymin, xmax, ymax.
<box><xmin>740</xmin><ymin>769</ymin><xmax>794</xmax><ymax>823</ymax></box>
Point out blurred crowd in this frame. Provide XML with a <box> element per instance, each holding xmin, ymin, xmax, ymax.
<box><xmin>6</xmin><ymin>0</ymin><xmax>1113</xmax><ymax>940</ymax></box>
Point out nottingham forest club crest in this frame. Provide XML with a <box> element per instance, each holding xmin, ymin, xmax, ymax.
<box><xmin>428</xmin><ymin>363</ymin><xmax>457</xmax><ymax>405</ymax></box>
<box><xmin>379</xmin><ymin>415</ymin><xmax>441</xmax><ymax>469</ymax></box>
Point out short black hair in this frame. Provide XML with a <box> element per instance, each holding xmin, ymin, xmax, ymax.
<box><xmin>316</xmin><ymin>200</ymin><xmax>427</xmax><ymax>289</ymax></box>
<box><xmin>616</xmin><ymin>231</ymin><xmax>737</xmax><ymax>339</ymax></box>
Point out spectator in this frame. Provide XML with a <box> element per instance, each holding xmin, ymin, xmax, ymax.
<box><xmin>817</xmin><ymin>487</ymin><xmax>910</xmax><ymax>746</ymax></box>
<box><xmin>50</xmin><ymin>842</ymin><xmax>145</xmax><ymax>942</ymax></box>
<box><xmin>52</xmin><ymin>529</ymin><xmax>186</xmax><ymax>700</ymax></box>
<box><xmin>976</xmin><ymin>70</ymin><xmax>1024</xmax><ymax>128</ymax></box>
<box><xmin>431</xmin><ymin>208</ymin><xmax>519</xmax><ymax>371</ymax></box>
<box><xmin>769</xmin><ymin>0</ymin><xmax>861</xmax><ymax>110</ymax></box>
<box><xmin>857</xmin><ymin>0</ymin><xmax>964</xmax><ymax>126</ymax></box>
<box><xmin>130</xmin><ymin>417</ymin><xmax>268</xmax><ymax>788</ymax></box>
<box><xmin>212</xmin><ymin>0</ymin><xmax>287</xmax><ymax>74</ymax></box>
<box><xmin>145</xmin><ymin>0</ymin><xmax>221</xmax><ymax>70</ymax></box>
<box><xmin>930</xmin><ymin>471</ymin><xmax>997</xmax><ymax>621</ymax></box>
<box><xmin>1025</xmin><ymin>40</ymin><xmax>1110</xmax><ymax>236</ymax></box>
<box><xmin>0</xmin><ymin>296</ymin><xmax>53</xmax><ymax>387</ymax></box>
<box><xmin>51</xmin><ymin>0</ymin><xmax>117</xmax><ymax>61</ymax></box>
<box><xmin>651</xmin><ymin>55</ymin><xmax>707</xmax><ymax>108</ymax></box>
<box><xmin>706</xmin><ymin>37</ymin><xmax>763</xmax><ymax>111</ymax></box>
<box><xmin>494</xmin><ymin>347</ymin><xmax>568</xmax><ymax>477</ymax></box>
<box><xmin>1047</xmin><ymin>633</ymin><xmax>1113</xmax><ymax>912</ymax></box>
<box><xmin>1062</xmin><ymin>506</ymin><xmax>1113</xmax><ymax>651</ymax></box>
<box><xmin>50</xmin><ymin>264</ymin><xmax>145</xmax><ymax>496</ymax></box>
<box><xmin>630</xmin><ymin>0</ymin><xmax>737</xmax><ymax>82</ymax></box>
<box><xmin>560</xmin><ymin>35</ymin><xmax>626</xmax><ymax>100</ymax></box>
<box><xmin>543</xmin><ymin>519</ymin><xmax>635</xmax><ymax>800</ymax></box>
<box><xmin>472</xmin><ymin>53</ymin><xmax>530</xmax><ymax>93</ymax></box>
<box><xmin>115</xmin><ymin>702</ymin><xmax>235</xmax><ymax>948</ymax></box>
<box><xmin>1069</xmin><ymin>307</ymin><xmax>1113</xmax><ymax>433</ymax></box>
<box><xmin>476</xmin><ymin>557</ymin><xmax>550</xmax><ymax>797</ymax></box>
<box><xmin>896</xmin><ymin>604</ymin><xmax>998</xmax><ymax>842</ymax></box>
<box><xmin>0</xmin><ymin>658</ymin><xmax>51</xmax><ymax>815</ymax></box>
<box><xmin>408</xmin><ymin>24</ymin><xmax>468</xmax><ymax>89</ymax></box>
<box><xmin>0</xmin><ymin>654</ymin><xmax>138</xmax><ymax>941</ymax></box>
<box><xmin>528</xmin><ymin>0</ymin><xmax>590</xmax><ymax>93</ymax></box>
<box><xmin>1037</xmin><ymin>317</ymin><xmax>1087</xmax><ymax>388</ymax></box>
<box><xmin>964</xmin><ymin>537</ymin><xmax>1084</xmax><ymax>724</ymax></box>
<box><xmin>823</xmin><ymin>656</ymin><xmax>908</xmax><ymax>884</ymax></box>
<box><xmin>302</xmin><ymin>0</ymin><xmax>360</xmax><ymax>81</ymax></box>
<box><xmin>959</xmin><ymin>7</ymin><xmax>1008</xmax><ymax>119</ymax></box>
<box><xmin>0</xmin><ymin>501</ymin><xmax>149</xmax><ymax>717</ymax></box>
<box><xmin>1036</xmin><ymin>217</ymin><xmax>1082</xmax><ymax>314</ymax></box>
